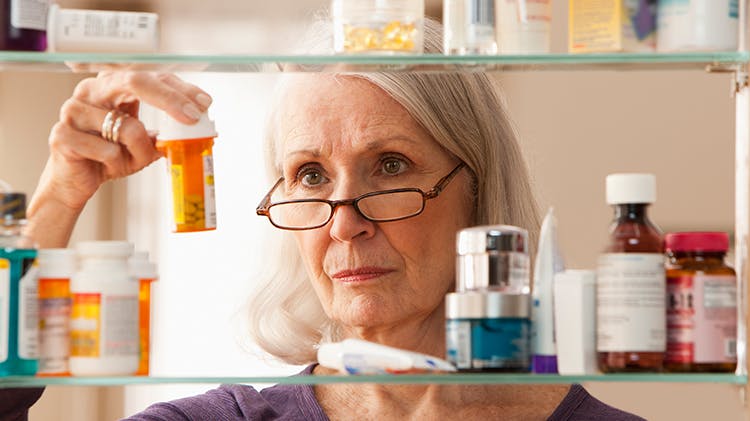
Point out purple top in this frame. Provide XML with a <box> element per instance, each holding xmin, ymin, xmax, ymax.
<box><xmin>6</xmin><ymin>366</ymin><xmax>644</xmax><ymax>420</ymax></box>
<box><xmin>121</xmin><ymin>365</ymin><xmax>644</xmax><ymax>421</ymax></box>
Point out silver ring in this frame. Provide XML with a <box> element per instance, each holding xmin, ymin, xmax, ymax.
<box><xmin>111</xmin><ymin>114</ymin><xmax>126</xmax><ymax>144</ymax></box>
<box><xmin>101</xmin><ymin>110</ymin><xmax>117</xmax><ymax>142</ymax></box>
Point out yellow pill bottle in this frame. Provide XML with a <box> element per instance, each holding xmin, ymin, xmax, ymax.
<box><xmin>156</xmin><ymin>112</ymin><xmax>217</xmax><ymax>233</ymax></box>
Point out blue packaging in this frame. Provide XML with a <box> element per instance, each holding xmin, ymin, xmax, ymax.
<box><xmin>445</xmin><ymin>291</ymin><xmax>531</xmax><ymax>372</ymax></box>
<box><xmin>0</xmin><ymin>192</ymin><xmax>38</xmax><ymax>376</ymax></box>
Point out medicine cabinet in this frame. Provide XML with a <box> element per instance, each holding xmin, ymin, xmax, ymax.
<box><xmin>0</xmin><ymin>1</ymin><xmax>749</xmax><ymax>418</ymax></box>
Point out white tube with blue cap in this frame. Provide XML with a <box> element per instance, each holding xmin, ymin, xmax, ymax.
<box><xmin>531</xmin><ymin>207</ymin><xmax>565</xmax><ymax>373</ymax></box>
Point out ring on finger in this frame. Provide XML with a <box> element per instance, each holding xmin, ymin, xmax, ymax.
<box><xmin>111</xmin><ymin>113</ymin><xmax>127</xmax><ymax>144</ymax></box>
<box><xmin>101</xmin><ymin>110</ymin><xmax>118</xmax><ymax>142</ymax></box>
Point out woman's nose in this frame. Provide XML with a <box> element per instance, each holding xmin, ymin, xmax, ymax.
<box><xmin>328</xmin><ymin>201</ymin><xmax>375</xmax><ymax>242</ymax></box>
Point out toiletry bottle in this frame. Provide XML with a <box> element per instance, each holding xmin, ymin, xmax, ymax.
<box><xmin>444</xmin><ymin>0</ymin><xmax>497</xmax><ymax>55</ymax></box>
<box><xmin>597</xmin><ymin>173</ymin><xmax>665</xmax><ymax>372</ymax></box>
<box><xmin>0</xmin><ymin>191</ymin><xmax>39</xmax><ymax>375</ymax></box>
<box><xmin>0</xmin><ymin>0</ymin><xmax>49</xmax><ymax>51</ymax></box>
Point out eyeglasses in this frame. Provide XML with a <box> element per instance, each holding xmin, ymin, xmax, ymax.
<box><xmin>256</xmin><ymin>163</ymin><xmax>466</xmax><ymax>230</ymax></box>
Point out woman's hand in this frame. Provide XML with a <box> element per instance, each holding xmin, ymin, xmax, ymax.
<box><xmin>26</xmin><ymin>71</ymin><xmax>212</xmax><ymax>247</ymax></box>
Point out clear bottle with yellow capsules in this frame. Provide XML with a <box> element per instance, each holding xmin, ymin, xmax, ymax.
<box><xmin>332</xmin><ymin>0</ymin><xmax>424</xmax><ymax>54</ymax></box>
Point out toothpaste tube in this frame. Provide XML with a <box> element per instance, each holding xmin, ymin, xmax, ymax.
<box><xmin>531</xmin><ymin>207</ymin><xmax>565</xmax><ymax>373</ymax></box>
<box><xmin>317</xmin><ymin>339</ymin><xmax>457</xmax><ymax>375</ymax></box>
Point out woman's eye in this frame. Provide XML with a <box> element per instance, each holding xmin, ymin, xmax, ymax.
<box><xmin>382</xmin><ymin>158</ymin><xmax>407</xmax><ymax>175</ymax></box>
<box><xmin>300</xmin><ymin>170</ymin><xmax>326</xmax><ymax>186</ymax></box>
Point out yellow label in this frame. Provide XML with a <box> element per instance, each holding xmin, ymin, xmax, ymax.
<box><xmin>569</xmin><ymin>0</ymin><xmax>622</xmax><ymax>53</ymax></box>
<box><xmin>170</xmin><ymin>164</ymin><xmax>185</xmax><ymax>224</ymax></box>
<box><xmin>0</xmin><ymin>260</ymin><xmax>8</xmax><ymax>269</ymax></box>
<box><xmin>70</xmin><ymin>293</ymin><xmax>100</xmax><ymax>358</ymax></box>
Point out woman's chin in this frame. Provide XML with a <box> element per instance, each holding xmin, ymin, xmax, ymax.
<box><xmin>333</xmin><ymin>294</ymin><xmax>394</xmax><ymax>328</ymax></box>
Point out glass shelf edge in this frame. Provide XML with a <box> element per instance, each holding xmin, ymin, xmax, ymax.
<box><xmin>0</xmin><ymin>51</ymin><xmax>748</xmax><ymax>73</ymax></box>
<box><xmin>0</xmin><ymin>373</ymin><xmax>745</xmax><ymax>387</ymax></box>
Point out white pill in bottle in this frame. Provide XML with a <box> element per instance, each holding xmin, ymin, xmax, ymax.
<box><xmin>70</xmin><ymin>241</ymin><xmax>139</xmax><ymax>376</ymax></box>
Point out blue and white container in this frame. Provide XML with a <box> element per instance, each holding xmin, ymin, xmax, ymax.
<box><xmin>657</xmin><ymin>0</ymin><xmax>739</xmax><ymax>52</ymax></box>
<box><xmin>446</xmin><ymin>291</ymin><xmax>531</xmax><ymax>372</ymax></box>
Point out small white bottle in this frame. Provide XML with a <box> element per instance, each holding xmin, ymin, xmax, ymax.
<box><xmin>553</xmin><ymin>270</ymin><xmax>598</xmax><ymax>375</ymax></box>
<box><xmin>70</xmin><ymin>241</ymin><xmax>138</xmax><ymax>376</ymax></box>
<box><xmin>657</xmin><ymin>0</ymin><xmax>739</xmax><ymax>52</ymax></box>
<box><xmin>37</xmin><ymin>248</ymin><xmax>77</xmax><ymax>376</ymax></box>
<box><xmin>496</xmin><ymin>0</ymin><xmax>552</xmax><ymax>54</ymax></box>
<box><xmin>444</xmin><ymin>0</ymin><xmax>498</xmax><ymax>55</ymax></box>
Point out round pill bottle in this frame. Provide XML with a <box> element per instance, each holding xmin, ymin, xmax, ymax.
<box><xmin>156</xmin><ymin>112</ymin><xmax>217</xmax><ymax>233</ymax></box>
<box><xmin>664</xmin><ymin>232</ymin><xmax>737</xmax><ymax>373</ymax></box>
<box><xmin>37</xmin><ymin>248</ymin><xmax>76</xmax><ymax>376</ymax></box>
<box><xmin>70</xmin><ymin>241</ymin><xmax>138</xmax><ymax>376</ymax></box>
<box><xmin>129</xmin><ymin>251</ymin><xmax>158</xmax><ymax>376</ymax></box>
<box><xmin>332</xmin><ymin>0</ymin><xmax>425</xmax><ymax>54</ymax></box>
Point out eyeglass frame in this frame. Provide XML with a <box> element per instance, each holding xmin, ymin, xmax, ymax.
<box><xmin>256</xmin><ymin>162</ymin><xmax>466</xmax><ymax>231</ymax></box>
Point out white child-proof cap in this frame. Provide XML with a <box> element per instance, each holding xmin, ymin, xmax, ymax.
<box><xmin>37</xmin><ymin>248</ymin><xmax>78</xmax><ymax>278</ymax></box>
<box><xmin>156</xmin><ymin>111</ymin><xmax>217</xmax><ymax>141</ymax></box>
<box><xmin>605</xmin><ymin>173</ymin><xmax>656</xmax><ymax>205</ymax></box>
<box><xmin>129</xmin><ymin>251</ymin><xmax>159</xmax><ymax>280</ymax></box>
<box><xmin>76</xmin><ymin>241</ymin><xmax>134</xmax><ymax>258</ymax></box>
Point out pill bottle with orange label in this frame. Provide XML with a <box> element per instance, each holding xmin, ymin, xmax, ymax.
<box><xmin>129</xmin><ymin>251</ymin><xmax>158</xmax><ymax>376</ymax></box>
<box><xmin>664</xmin><ymin>232</ymin><xmax>737</xmax><ymax>373</ymax></box>
<box><xmin>156</xmin><ymin>112</ymin><xmax>217</xmax><ymax>233</ymax></box>
<box><xmin>37</xmin><ymin>248</ymin><xmax>76</xmax><ymax>376</ymax></box>
<box><xmin>69</xmin><ymin>241</ymin><xmax>138</xmax><ymax>376</ymax></box>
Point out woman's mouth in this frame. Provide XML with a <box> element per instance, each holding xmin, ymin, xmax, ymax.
<box><xmin>331</xmin><ymin>267</ymin><xmax>394</xmax><ymax>283</ymax></box>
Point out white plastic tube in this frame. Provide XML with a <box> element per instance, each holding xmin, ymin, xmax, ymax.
<box><xmin>531</xmin><ymin>207</ymin><xmax>564</xmax><ymax>373</ymax></box>
<box><xmin>317</xmin><ymin>339</ymin><xmax>456</xmax><ymax>374</ymax></box>
<box><xmin>553</xmin><ymin>270</ymin><xmax>598</xmax><ymax>375</ymax></box>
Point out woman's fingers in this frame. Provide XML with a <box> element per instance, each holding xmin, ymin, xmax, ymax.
<box><xmin>59</xmin><ymin>98</ymin><xmax>161</xmax><ymax>168</ymax></box>
<box><xmin>73</xmin><ymin>72</ymin><xmax>211</xmax><ymax>124</ymax></box>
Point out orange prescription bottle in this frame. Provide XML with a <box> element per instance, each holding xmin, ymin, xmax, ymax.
<box><xmin>129</xmin><ymin>251</ymin><xmax>158</xmax><ymax>376</ymax></box>
<box><xmin>156</xmin><ymin>112</ymin><xmax>217</xmax><ymax>233</ymax></box>
<box><xmin>36</xmin><ymin>248</ymin><xmax>76</xmax><ymax>376</ymax></box>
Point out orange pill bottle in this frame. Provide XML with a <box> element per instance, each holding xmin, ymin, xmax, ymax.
<box><xmin>129</xmin><ymin>251</ymin><xmax>158</xmax><ymax>376</ymax></box>
<box><xmin>156</xmin><ymin>112</ymin><xmax>217</xmax><ymax>233</ymax></box>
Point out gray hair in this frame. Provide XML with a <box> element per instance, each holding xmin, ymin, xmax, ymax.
<box><xmin>247</xmin><ymin>16</ymin><xmax>540</xmax><ymax>365</ymax></box>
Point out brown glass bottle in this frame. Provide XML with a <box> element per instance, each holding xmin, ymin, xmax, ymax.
<box><xmin>597</xmin><ymin>174</ymin><xmax>665</xmax><ymax>373</ymax></box>
<box><xmin>664</xmin><ymin>232</ymin><xmax>736</xmax><ymax>373</ymax></box>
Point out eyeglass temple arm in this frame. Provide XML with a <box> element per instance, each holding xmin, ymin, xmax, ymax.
<box><xmin>256</xmin><ymin>177</ymin><xmax>285</xmax><ymax>215</ymax></box>
<box><xmin>424</xmin><ymin>163</ymin><xmax>466</xmax><ymax>199</ymax></box>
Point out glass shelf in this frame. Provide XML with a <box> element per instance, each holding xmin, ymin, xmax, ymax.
<box><xmin>0</xmin><ymin>51</ymin><xmax>747</xmax><ymax>73</ymax></box>
<box><xmin>0</xmin><ymin>373</ymin><xmax>745</xmax><ymax>388</ymax></box>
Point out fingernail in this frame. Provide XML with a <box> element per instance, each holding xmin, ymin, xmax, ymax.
<box><xmin>183</xmin><ymin>103</ymin><xmax>201</xmax><ymax>121</ymax></box>
<box><xmin>195</xmin><ymin>93</ymin><xmax>212</xmax><ymax>109</ymax></box>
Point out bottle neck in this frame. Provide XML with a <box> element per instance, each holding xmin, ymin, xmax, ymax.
<box><xmin>613</xmin><ymin>203</ymin><xmax>651</xmax><ymax>222</ymax></box>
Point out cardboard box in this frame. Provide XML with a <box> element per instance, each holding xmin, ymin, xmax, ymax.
<box><xmin>569</xmin><ymin>0</ymin><xmax>657</xmax><ymax>53</ymax></box>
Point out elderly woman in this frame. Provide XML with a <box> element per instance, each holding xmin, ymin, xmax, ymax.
<box><xmin>11</xmin><ymin>21</ymin><xmax>644</xmax><ymax>421</ymax></box>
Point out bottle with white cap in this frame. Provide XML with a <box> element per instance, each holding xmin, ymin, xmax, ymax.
<box><xmin>596</xmin><ymin>173</ymin><xmax>666</xmax><ymax>373</ymax></box>
<box><xmin>156</xmin><ymin>111</ymin><xmax>217</xmax><ymax>233</ymax></box>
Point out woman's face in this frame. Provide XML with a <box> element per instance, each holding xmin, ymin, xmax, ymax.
<box><xmin>276</xmin><ymin>75</ymin><xmax>473</xmax><ymax>330</ymax></box>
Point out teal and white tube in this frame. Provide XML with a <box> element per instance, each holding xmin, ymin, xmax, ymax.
<box><xmin>531</xmin><ymin>207</ymin><xmax>565</xmax><ymax>373</ymax></box>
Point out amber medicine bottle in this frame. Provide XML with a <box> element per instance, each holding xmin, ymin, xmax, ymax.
<box><xmin>597</xmin><ymin>173</ymin><xmax>665</xmax><ymax>372</ymax></box>
<box><xmin>37</xmin><ymin>248</ymin><xmax>76</xmax><ymax>376</ymax></box>
<box><xmin>129</xmin><ymin>251</ymin><xmax>158</xmax><ymax>376</ymax></box>
<box><xmin>156</xmin><ymin>112</ymin><xmax>217</xmax><ymax>233</ymax></box>
<box><xmin>664</xmin><ymin>232</ymin><xmax>736</xmax><ymax>372</ymax></box>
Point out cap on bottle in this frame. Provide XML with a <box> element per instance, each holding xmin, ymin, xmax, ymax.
<box><xmin>76</xmin><ymin>241</ymin><xmax>134</xmax><ymax>258</ymax></box>
<box><xmin>156</xmin><ymin>111</ymin><xmax>217</xmax><ymax>141</ymax></box>
<box><xmin>605</xmin><ymin>173</ymin><xmax>656</xmax><ymax>205</ymax></box>
<box><xmin>129</xmin><ymin>250</ymin><xmax>159</xmax><ymax>279</ymax></box>
<box><xmin>456</xmin><ymin>225</ymin><xmax>528</xmax><ymax>255</ymax></box>
<box><xmin>37</xmin><ymin>248</ymin><xmax>78</xmax><ymax>277</ymax></box>
<box><xmin>0</xmin><ymin>193</ymin><xmax>27</xmax><ymax>220</ymax></box>
<box><xmin>665</xmin><ymin>232</ymin><xmax>729</xmax><ymax>253</ymax></box>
